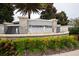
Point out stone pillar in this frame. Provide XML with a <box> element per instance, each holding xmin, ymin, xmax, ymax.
<box><xmin>0</xmin><ymin>24</ymin><xmax>4</xmax><ymax>34</ymax></box>
<box><xmin>18</xmin><ymin>16</ymin><xmax>28</xmax><ymax>34</ymax></box>
<box><xmin>51</xmin><ymin>19</ymin><xmax>57</xmax><ymax>33</ymax></box>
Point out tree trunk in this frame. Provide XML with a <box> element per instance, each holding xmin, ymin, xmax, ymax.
<box><xmin>28</xmin><ymin>11</ymin><xmax>31</xmax><ymax>19</ymax></box>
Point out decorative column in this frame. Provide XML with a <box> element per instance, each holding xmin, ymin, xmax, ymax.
<box><xmin>51</xmin><ymin>19</ymin><xmax>57</xmax><ymax>33</ymax></box>
<box><xmin>18</xmin><ymin>16</ymin><xmax>28</xmax><ymax>34</ymax></box>
<box><xmin>0</xmin><ymin>24</ymin><xmax>4</xmax><ymax>34</ymax></box>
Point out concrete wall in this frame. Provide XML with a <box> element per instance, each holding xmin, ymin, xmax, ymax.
<box><xmin>28</xmin><ymin>19</ymin><xmax>58</xmax><ymax>33</ymax></box>
<box><xmin>28</xmin><ymin>19</ymin><xmax>53</xmax><ymax>33</ymax></box>
<box><xmin>5</xmin><ymin>26</ymin><xmax>19</xmax><ymax>34</ymax></box>
<box><xmin>18</xmin><ymin>18</ymin><xmax>58</xmax><ymax>34</ymax></box>
<box><xmin>28</xmin><ymin>26</ymin><xmax>52</xmax><ymax>33</ymax></box>
<box><xmin>60</xmin><ymin>26</ymin><xmax>69</xmax><ymax>33</ymax></box>
<box><xmin>0</xmin><ymin>17</ymin><xmax>69</xmax><ymax>34</ymax></box>
<box><xmin>18</xmin><ymin>17</ymin><xmax>69</xmax><ymax>34</ymax></box>
<box><xmin>4</xmin><ymin>23</ymin><xmax>19</xmax><ymax>34</ymax></box>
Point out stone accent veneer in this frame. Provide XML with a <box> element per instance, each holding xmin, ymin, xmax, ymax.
<box><xmin>51</xmin><ymin>19</ymin><xmax>57</xmax><ymax>33</ymax></box>
<box><xmin>18</xmin><ymin>16</ymin><xmax>28</xmax><ymax>34</ymax></box>
<box><xmin>0</xmin><ymin>24</ymin><xmax>4</xmax><ymax>34</ymax></box>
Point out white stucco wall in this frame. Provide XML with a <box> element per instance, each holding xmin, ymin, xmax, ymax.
<box><xmin>60</xmin><ymin>26</ymin><xmax>69</xmax><ymax>33</ymax></box>
<box><xmin>28</xmin><ymin>26</ymin><xmax>52</xmax><ymax>33</ymax></box>
<box><xmin>28</xmin><ymin>19</ymin><xmax>52</xmax><ymax>33</ymax></box>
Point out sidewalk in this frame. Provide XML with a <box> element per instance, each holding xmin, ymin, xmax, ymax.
<box><xmin>52</xmin><ymin>50</ymin><xmax>79</xmax><ymax>56</ymax></box>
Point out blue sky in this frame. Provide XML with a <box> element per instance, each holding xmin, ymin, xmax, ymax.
<box><xmin>13</xmin><ymin>3</ymin><xmax>79</xmax><ymax>21</ymax></box>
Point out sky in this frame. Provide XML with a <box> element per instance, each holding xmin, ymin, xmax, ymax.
<box><xmin>13</xmin><ymin>3</ymin><xmax>79</xmax><ymax>21</ymax></box>
<box><xmin>54</xmin><ymin>3</ymin><xmax>79</xmax><ymax>19</ymax></box>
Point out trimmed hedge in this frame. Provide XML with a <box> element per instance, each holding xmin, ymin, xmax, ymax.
<box><xmin>0</xmin><ymin>35</ymin><xmax>79</xmax><ymax>56</ymax></box>
<box><xmin>69</xmin><ymin>27</ymin><xmax>79</xmax><ymax>34</ymax></box>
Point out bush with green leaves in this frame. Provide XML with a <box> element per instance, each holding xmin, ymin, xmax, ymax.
<box><xmin>59</xmin><ymin>36</ymin><xmax>79</xmax><ymax>49</ymax></box>
<box><xmin>0</xmin><ymin>35</ymin><xmax>79</xmax><ymax>56</ymax></box>
<box><xmin>13</xmin><ymin>35</ymin><xmax>79</xmax><ymax>55</ymax></box>
<box><xmin>0</xmin><ymin>40</ymin><xmax>17</xmax><ymax>56</ymax></box>
<box><xmin>69</xmin><ymin>27</ymin><xmax>79</xmax><ymax>34</ymax></box>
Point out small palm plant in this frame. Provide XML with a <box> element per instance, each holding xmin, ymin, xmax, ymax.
<box><xmin>14</xmin><ymin>3</ymin><xmax>43</xmax><ymax>19</ymax></box>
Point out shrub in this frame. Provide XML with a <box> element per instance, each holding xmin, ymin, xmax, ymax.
<box><xmin>60</xmin><ymin>36</ymin><xmax>75</xmax><ymax>49</ymax></box>
<box><xmin>48</xmin><ymin>36</ymin><xmax>60</xmax><ymax>51</ymax></box>
<box><xmin>13</xmin><ymin>38</ymin><xmax>29</xmax><ymax>55</ymax></box>
<box><xmin>69</xmin><ymin>27</ymin><xmax>79</xmax><ymax>34</ymax></box>
<box><xmin>0</xmin><ymin>35</ymin><xmax>79</xmax><ymax>56</ymax></box>
<box><xmin>24</xmin><ymin>38</ymin><xmax>48</xmax><ymax>53</ymax></box>
<box><xmin>0</xmin><ymin>40</ymin><xmax>17</xmax><ymax>56</ymax></box>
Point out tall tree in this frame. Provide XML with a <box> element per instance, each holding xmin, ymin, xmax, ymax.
<box><xmin>56</xmin><ymin>11</ymin><xmax>69</xmax><ymax>25</ymax></box>
<box><xmin>0</xmin><ymin>3</ymin><xmax>14</xmax><ymax>24</ymax></box>
<box><xmin>40</xmin><ymin>3</ymin><xmax>57</xmax><ymax>19</ymax></box>
<box><xmin>72</xmin><ymin>18</ymin><xmax>79</xmax><ymax>27</ymax></box>
<box><xmin>14</xmin><ymin>3</ymin><xmax>42</xmax><ymax>19</ymax></box>
<box><xmin>69</xmin><ymin>18</ymin><xmax>79</xmax><ymax>27</ymax></box>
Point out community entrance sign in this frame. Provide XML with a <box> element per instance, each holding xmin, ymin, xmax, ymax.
<box><xmin>0</xmin><ymin>16</ymin><xmax>69</xmax><ymax>34</ymax></box>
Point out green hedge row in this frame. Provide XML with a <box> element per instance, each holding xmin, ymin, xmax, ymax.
<box><xmin>0</xmin><ymin>35</ymin><xmax>79</xmax><ymax>56</ymax></box>
<box><xmin>69</xmin><ymin>27</ymin><xmax>79</xmax><ymax>34</ymax></box>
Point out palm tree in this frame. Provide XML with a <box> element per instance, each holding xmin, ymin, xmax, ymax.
<box><xmin>14</xmin><ymin>3</ymin><xmax>42</xmax><ymax>19</ymax></box>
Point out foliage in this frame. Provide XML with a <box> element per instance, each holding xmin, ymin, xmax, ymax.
<box><xmin>59</xmin><ymin>36</ymin><xmax>79</xmax><ymax>49</ymax></box>
<box><xmin>73</xmin><ymin>18</ymin><xmax>79</xmax><ymax>27</ymax></box>
<box><xmin>13</xmin><ymin>38</ymin><xmax>27</xmax><ymax>55</ymax></box>
<box><xmin>68</xmin><ymin>18</ymin><xmax>79</xmax><ymax>34</ymax></box>
<box><xmin>56</xmin><ymin>11</ymin><xmax>69</xmax><ymax>25</ymax></box>
<box><xmin>69</xmin><ymin>27</ymin><xmax>79</xmax><ymax>34</ymax></box>
<box><xmin>40</xmin><ymin>3</ymin><xmax>57</xmax><ymax>19</ymax></box>
<box><xmin>0</xmin><ymin>3</ymin><xmax>14</xmax><ymax>24</ymax></box>
<box><xmin>0</xmin><ymin>35</ymin><xmax>79</xmax><ymax>55</ymax></box>
<box><xmin>69</xmin><ymin>18</ymin><xmax>79</xmax><ymax>27</ymax></box>
<box><xmin>14</xmin><ymin>3</ymin><xmax>42</xmax><ymax>19</ymax></box>
<box><xmin>40</xmin><ymin>3</ymin><xmax>50</xmax><ymax>9</ymax></box>
<box><xmin>0</xmin><ymin>40</ymin><xmax>17</xmax><ymax>56</ymax></box>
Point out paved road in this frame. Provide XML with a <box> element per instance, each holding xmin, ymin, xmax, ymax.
<box><xmin>52</xmin><ymin>50</ymin><xmax>79</xmax><ymax>56</ymax></box>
